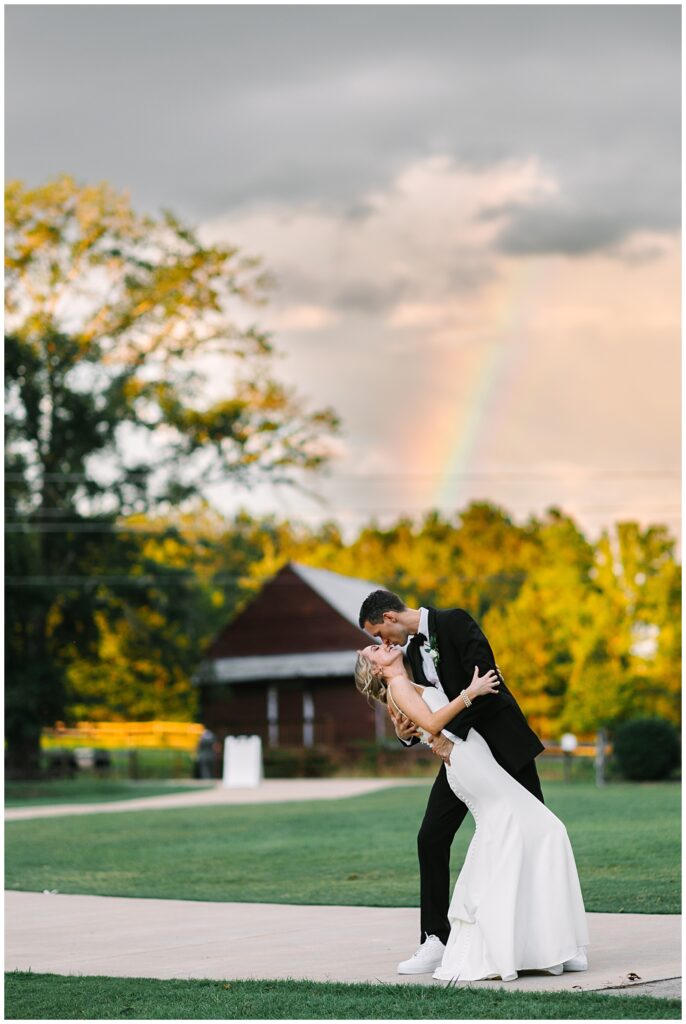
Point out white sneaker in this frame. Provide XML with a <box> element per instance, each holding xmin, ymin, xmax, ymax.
<box><xmin>563</xmin><ymin>949</ymin><xmax>588</xmax><ymax>972</ymax></box>
<box><xmin>545</xmin><ymin>964</ymin><xmax>564</xmax><ymax>976</ymax></box>
<box><xmin>397</xmin><ymin>935</ymin><xmax>446</xmax><ymax>974</ymax></box>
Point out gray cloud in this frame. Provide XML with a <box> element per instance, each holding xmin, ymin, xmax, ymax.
<box><xmin>475</xmin><ymin>202</ymin><xmax>524</xmax><ymax>224</ymax></box>
<box><xmin>5</xmin><ymin>6</ymin><xmax>681</xmax><ymax>256</ymax></box>
<box><xmin>342</xmin><ymin>201</ymin><xmax>380</xmax><ymax>223</ymax></box>
<box><xmin>332</xmin><ymin>279</ymin><xmax>409</xmax><ymax>315</ymax></box>
<box><xmin>498</xmin><ymin>204</ymin><xmax>631</xmax><ymax>256</ymax></box>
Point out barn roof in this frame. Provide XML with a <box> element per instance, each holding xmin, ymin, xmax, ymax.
<box><xmin>195</xmin><ymin>561</ymin><xmax>384</xmax><ymax>685</ymax></box>
<box><xmin>289</xmin><ymin>562</ymin><xmax>385</xmax><ymax>629</ymax></box>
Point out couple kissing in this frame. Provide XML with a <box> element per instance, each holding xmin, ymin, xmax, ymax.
<box><xmin>354</xmin><ymin>589</ymin><xmax>589</xmax><ymax>984</ymax></box>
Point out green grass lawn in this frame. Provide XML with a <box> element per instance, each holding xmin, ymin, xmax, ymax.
<box><xmin>5</xmin><ymin>782</ymin><xmax>680</xmax><ymax>913</ymax></box>
<box><xmin>5</xmin><ymin>779</ymin><xmax>212</xmax><ymax>807</ymax></box>
<box><xmin>4</xmin><ymin>973</ymin><xmax>681</xmax><ymax>1020</ymax></box>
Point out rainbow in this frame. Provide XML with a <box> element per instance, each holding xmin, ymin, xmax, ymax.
<box><xmin>434</xmin><ymin>259</ymin><xmax>550</xmax><ymax>510</ymax></box>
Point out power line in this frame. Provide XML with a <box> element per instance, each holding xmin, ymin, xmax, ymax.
<box><xmin>8</xmin><ymin>565</ymin><xmax>673</xmax><ymax>588</ymax></box>
<box><xmin>4</xmin><ymin>469</ymin><xmax>681</xmax><ymax>481</ymax></box>
<box><xmin>4</xmin><ymin>512</ymin><xmax>682</xmax><ymax>532</ymax></box>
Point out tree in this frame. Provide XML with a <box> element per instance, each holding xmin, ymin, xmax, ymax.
<box><xmin>63</xmin><ymin>507</ymin><xmax>329</xmax><ymax>721</ymax></box>
<box><xmin>301</xmin><ymin>504</ymin><xmax>681</xmax><ymax>737</ymax></box>
<box><xmin>482</xmin><ymin>509</ymin><xmax>596</xmax><ymax>737</ymax></box>
<box><xmin>64</xmin><ymin>511</ymin><xmax>223</xmax><ymax>722</ymax></box>
<box><xmin>561</xmin><ymin>522</ymin><xmax>681</xmax><ymax>733</ymax></box>
<box><xmin>430</xmin><ymin>503</ymin><xmax>537</xmax><ymax>618</ymax></box>
<box><xmin>5</xmin><ymin>175</ymin><xmax>339</xmax><ymax>775</ymax></box>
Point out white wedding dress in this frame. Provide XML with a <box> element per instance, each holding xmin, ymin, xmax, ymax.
<box><xmin>420</xmin><ymin>685</ymin><xmax>589</xmax><ymax>983</ymax></box>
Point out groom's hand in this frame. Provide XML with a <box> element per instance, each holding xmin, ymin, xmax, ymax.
<box><xmin>388</xmin><ymin>704</ymin><xmax>420</xmax><ymax>741</ymax></box>
<box><xmin>428</xmin><ymin>734</ymin><xmax>454</xmax><ymax>764</ymax></box>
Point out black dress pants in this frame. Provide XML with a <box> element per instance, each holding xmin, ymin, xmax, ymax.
<box><xmin>417</xmin><ymin>754</ymin><xmax>544</xmax><ymax>944</ymax></box>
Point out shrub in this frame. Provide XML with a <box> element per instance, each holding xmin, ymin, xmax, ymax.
<box><xmin>613</xmin><ymin>718</ymin><xmax>680</xmax><ymax>781</ymax></box>
<box><xmin>263</xmin><ymin>748</ymin><xmax>300</xmax><ymax>778</ymax></box>
<box><xmin>262</xmin><ymin>747</ymin><xmax>337</xmax><ymax>778</ymax></box>
<box><xmin>302</xmin><ymin>747</ymin><xmax>336</xmax><ymax>778</ymax></box>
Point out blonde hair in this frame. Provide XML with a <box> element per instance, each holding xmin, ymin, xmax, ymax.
<box><xmin>354</xmin><ymin>651</ymin><xmax>388</xmax><ymax>705</ymax></box>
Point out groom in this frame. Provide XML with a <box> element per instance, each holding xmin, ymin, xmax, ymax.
<box><xmin>358</xmin><ymin>589</ymin><xmax>547</xmax><ymax>975</ymax></box>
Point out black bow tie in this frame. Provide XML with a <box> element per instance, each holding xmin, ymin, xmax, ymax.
<box><xmin>410</xmin><ymin>633</ymin><xmax>427</xmax><ymax>647</ymax></box>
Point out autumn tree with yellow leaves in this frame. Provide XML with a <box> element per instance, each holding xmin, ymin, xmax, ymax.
<box><xmin>5</xmin><ymin>176</ymin><xmax>339</xmax><ymax>775</ymax></box>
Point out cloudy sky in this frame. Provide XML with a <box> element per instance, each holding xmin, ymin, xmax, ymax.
<box><xmin>6</xmin><ymin>5</ymin><xmax>681</xmax><ymax>541</ymax></box>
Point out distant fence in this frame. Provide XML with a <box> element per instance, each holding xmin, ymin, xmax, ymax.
<box><xmin>41</xmin><ymin>722</ymin><xmax>611</xmax><ymax>758</ymax></box>
<box><xmin>42</xmin><ymin>721</ymin><xmax>204</xmax><ymax>752</ymax></box>
<box><xmin>38</xmin><ymin>720</ymin><xmax>613</xmax><ymax>788</ymax></box>
<box><xmin>542</xmin><ymin>740</ymin><xmax>612</xmax><ymax>759</ymax></box>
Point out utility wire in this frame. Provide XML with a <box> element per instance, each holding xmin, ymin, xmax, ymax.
<box><xmin>4</xmin><ymin>469</ymin><xmax>681</xmax><ymax>481</ymax></box>
<box><xmin>4</xmin><ymin>512</ymin><xmax>681</xmax><ymax>531</ymax></box>
<box><xmin>7</xmin><ymin>566</ymin><xmax>664</xmax><ymax>588</ymax></box>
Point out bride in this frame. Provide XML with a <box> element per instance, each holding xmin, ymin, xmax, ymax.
<box><xmin>355</xmin><ymin>642</ymin><xmax>589</xmax><ymax>983</ymax></box>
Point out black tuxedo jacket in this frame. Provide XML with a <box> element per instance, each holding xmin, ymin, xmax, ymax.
<box><xmin>405</xmin><ymin>606</ymin><xmax>544</xmax><ymax>775</ymax></box>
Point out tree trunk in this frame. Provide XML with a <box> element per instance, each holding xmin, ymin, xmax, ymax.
<box><xmin>5</xmin><ymin>729</ymin><xmax>43</xmax><ymax>780</ymax></box>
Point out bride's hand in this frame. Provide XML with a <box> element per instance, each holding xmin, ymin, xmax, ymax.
<box><xmin>388</xmin><ymin>702</ymin><xmax>420</xmax><ymax>741</ymax></box>
<box><xmin>467</xmin><ymin>666</ymin><xmax>500</xmax><ymax>701</ymax></box>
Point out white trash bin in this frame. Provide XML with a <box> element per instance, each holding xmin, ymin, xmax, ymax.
<box><xmin>222</xmin><ymin>735</ymin><xmax>263</xmax><ymax>788</ymax></box>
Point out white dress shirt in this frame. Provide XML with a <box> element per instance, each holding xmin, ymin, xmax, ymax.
<box><xmin>399</xmin><ymin>607</ymin><xmax>459</xmax><ymax>745</ymax></box>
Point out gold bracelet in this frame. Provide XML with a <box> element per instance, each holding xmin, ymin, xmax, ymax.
<box><xmin>461</xmin><ymin>689</ymin><xmax>472</xmax><ymax>708</ymax></box>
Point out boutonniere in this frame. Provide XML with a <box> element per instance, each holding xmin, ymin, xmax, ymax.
<box><xmin>422</xmin><ymin>633</ymin><xmax>440</xmax><ymax>668</ymax></box>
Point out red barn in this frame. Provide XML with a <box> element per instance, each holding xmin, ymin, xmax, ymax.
<box><xmin>194</xmin><ymin>562</ymin><xmax>389</xmax><ymax>749</ymax></box>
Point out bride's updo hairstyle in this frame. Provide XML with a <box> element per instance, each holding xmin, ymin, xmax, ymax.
<box><xmin>354</xmin><ymin>651</ymin><xmax>388</xmax><ymax>705</ymax></box>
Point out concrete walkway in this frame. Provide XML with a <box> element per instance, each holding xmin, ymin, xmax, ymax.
<box><xmin>5</xmin><ymin>778</ymin><xmax>428</xmax><ymax>822</ymax></box>
<box><xmin>5</xmin><ymin>892</ymin><xmax>681</xmax><ymax>998</ymax></box>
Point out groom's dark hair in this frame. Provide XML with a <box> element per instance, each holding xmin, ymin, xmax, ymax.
<box><xmin>358</xmin><ymin>589</ymin><xmax>406</xmax><ymax>628</ymax></box>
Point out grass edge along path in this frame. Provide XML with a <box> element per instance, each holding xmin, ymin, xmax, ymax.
<box><xmin>4</xmin><ymin>973</ymin><xmax>682</xmax><ymax>1020</ymax></box>
<box><xmin>4</xmin><ymin>780</ymin><xmax>213</xmax><ymax>808</ymax></box>
<box><xmin>5</xmin><ymin>782</ymin><xmax>680</xmax><ymax>914</ymax></box>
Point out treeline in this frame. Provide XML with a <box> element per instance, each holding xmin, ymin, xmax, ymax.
<box><xmin>62</xmin><ymin>502</ymin><xmax>681</xmax><ymax>739</ymax></box>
